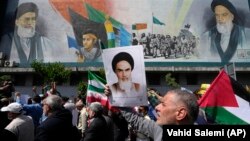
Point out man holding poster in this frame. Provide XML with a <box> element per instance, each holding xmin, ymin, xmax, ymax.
<box><xmin>102</xmin><ymin>45</ymin><xmax>147</xmax><ymax>107</ymax></box>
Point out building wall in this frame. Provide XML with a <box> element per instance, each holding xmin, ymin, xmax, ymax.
<box><xmin>4</xmin><ymin>69</ymin><xmax>249</xmax><ymax>98</ymax></box>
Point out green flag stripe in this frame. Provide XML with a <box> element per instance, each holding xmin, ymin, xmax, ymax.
<box><xmin>85</xmin><ymin>3</ymin><xmax>122</xmax><ymax>28</ymax></box>
<box><xmin>204</xmin><ymin>107</ymin><xmax>249</xmax><ymax>125</ymax></box>
<box><xmin>132</xmin><ymin>25</ymin><xmax>136</xmax><ymax>30</ymax></box>
<box><xmin>108</xmin><ymin>39</ymin><xmax>115</xmax><ymax>48</ymax></box>
<box><xmin>88</xmin><ymin>84</ymin><xmax>104</xmax><ymax>93</ymax></box>
<box><xmin>88</xmin><ymin>71</ymin><xmax>106</xmax><ymax>84</ymax></box>
<box><xmin>153</xmin><ymin>16</ymin><xmax>165</xmax><ymax>25</ymax></box>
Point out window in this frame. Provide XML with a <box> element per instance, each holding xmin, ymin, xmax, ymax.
<box><xmin>186</xmin><ymin>73</ymin><xmax>197</xmax><ymax>85</ymax></box>
<box><xmin>33</xmin><ymin>74</ymin><xmax>44</xmax><ymax>86</ymax></box>
<box><xmin>146</xmin><ymin>72</ymin><xmax>161</xmax><ymax>85</ymax></box>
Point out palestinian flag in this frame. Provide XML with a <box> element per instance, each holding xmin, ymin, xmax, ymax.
<box><xmin>198</xmin><ymin>70</ymin><xmax>250</xmax><ymax>125</ymax></box>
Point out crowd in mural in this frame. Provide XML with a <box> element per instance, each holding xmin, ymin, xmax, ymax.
<box><xmin>132</xmin><ymin>30</ymin><xmax>199</xmax><ymax>60</ymax></box>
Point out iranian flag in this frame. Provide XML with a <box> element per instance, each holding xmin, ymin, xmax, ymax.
<box><xmin>86</xmin><ymin>71</ymin><xmax>112</xmax><ymax>109</ymax></box>
<box><xmin>198</xmin><ymin>70</ymin><xmax>250</xmax><ymax>124</ymax></box>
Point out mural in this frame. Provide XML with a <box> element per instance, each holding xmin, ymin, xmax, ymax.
<box><xmin>0</xmin><ymin>0</ymin><xmax>250</xmax><ymax>66</ymax></box>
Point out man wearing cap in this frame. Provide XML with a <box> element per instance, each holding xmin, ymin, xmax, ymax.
<box><xmin>111</xmin><ymin>52</ymin><xmax>140</xmax><ymax>97</ymax></box>
<box><xmin>1</xmin><ymin>102</ymin><xmax>34</xmax><ymax>141</ymax></box>
<box><xmin>0</xmin><ymin>2</ymin><xmax>55</xmax><ymax>64</ymax></box>
<box><xmin>200</xmin><ymin>0</ymin><xmax>250</xmax><ymax>63</ymax></box>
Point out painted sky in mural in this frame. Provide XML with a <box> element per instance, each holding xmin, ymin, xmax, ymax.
<box><xmin>0</xmin><ymin>0</ymin><xmax>250</xmax><ymax>65</ymax></box>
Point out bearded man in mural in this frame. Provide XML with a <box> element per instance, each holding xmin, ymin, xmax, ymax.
<box><xmin>0</xmin><ymin>2</ymin><xmax>55</xmax><ymax>64</ymax></box>
<box><xmin>200</xmin><ymin>0</ymin><xmax>250</xmax><ymax>63</ymax></box>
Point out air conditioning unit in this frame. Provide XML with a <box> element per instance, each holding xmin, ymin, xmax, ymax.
<box><xmin>4</xmin><ymin>60</ymin><xmax>18</xmax><ymax>67</ymax></box>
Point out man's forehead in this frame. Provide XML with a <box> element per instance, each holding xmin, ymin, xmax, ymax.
<box><xmin>19</xmin><ymin>12</ymin><xmax>36</xmax><ymax>18</ymax></box>
<box><xmin>215</xmin><ymin>5</ymin><xmax>232</xmax><ymax>14</ymax></box>
<box><xmin>162</xmin><ymin>92</ymin><xmax>174</xmax><ymax>102</ymax></box>
<box><xmin>117</xmin><ymin>60</ymin><xmax>131</xmax><ymax>66</ymax></box>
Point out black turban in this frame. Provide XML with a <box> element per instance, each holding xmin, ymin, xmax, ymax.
<box><xmin>16</xmin><ymin>2</ymin><xmax>38</xmax><ymax>19</ymax></box>
<box><xmin>211</xmin><ymin>0</ymin><xmax>240</xmax><ymax>24</ymax></box>
<box><xmin>112</xmin><ymin>52</ymin><xmax>134</xmax><ymax>72</ymax></box>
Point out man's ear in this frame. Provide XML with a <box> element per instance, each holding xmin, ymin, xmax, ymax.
<box><xmin>93</xmin><ymin>39</ymin><xmax>97</xmax><ymax>44</ymax></box>
<box><xmin>15</xmin><ymin>19</ymin><xmax>19</xmax><ymax>26</ymax></box>
<box><xmin>176</xmin><ymin>107</ymin><xmax>187</xmax><ymax>121</ymax></box>
<box><xmin>231</xmin><ymin>13</ymin><xmax>234</xmax><ymax>21</ymax></box>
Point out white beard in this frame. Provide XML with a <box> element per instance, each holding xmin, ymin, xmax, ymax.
<box><xmin>118</xmin><ymin>79</ymin><xmax>132</xmax><ymax>93</ymax></box>
<box><xmin>216</xmin><ymin>21</ymin><xmax>233</xmax><ymax>35</ymax></box>
<box><xmin>17</xmin><ymin>26</ymin><xmax>35</xmax><ymax>38</ymax></box>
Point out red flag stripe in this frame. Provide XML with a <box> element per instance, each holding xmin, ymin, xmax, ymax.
<box><xmin>198</xmin><ymin>70</ymin><xmax>239</xmax><ymax>107</ymax></box>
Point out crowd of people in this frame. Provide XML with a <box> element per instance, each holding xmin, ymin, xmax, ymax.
<box><xmin>0</xmin><ymin>77</ymin><xmax>211</xmax><ymax>141</ymax></box>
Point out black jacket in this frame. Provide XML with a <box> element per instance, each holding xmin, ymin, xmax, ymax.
<box><xmin>83</xmin><ymin>116</ymin><xmax>109</xmax><ymax>141</ymax></box>
<box><xmin>35</xmin><ymin>108</ymin><xmax>79</xmax><ymax>141</ymax></box>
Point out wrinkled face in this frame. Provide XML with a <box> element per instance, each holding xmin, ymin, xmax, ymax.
<box><xmin>214</xmin><ymin>5</ymin><xmax>234</xmax><ymax>25</ymax></box>
<box><xmin>115</xmin><ymin>60</ymin><xmax>132</xmax><ymax>82</ymax></box>
<box><xmin>42</xmin><ymin>102</ymin><xmax>50</xmax><ymax>116</ymax></box>
<box><xmin>82</xmin><ymin>34</ymin><xmax>96</xmax><ymax>50</ymax></box>
<box><xmin>88</xmin><ymin>109</ymin><xmax>95</xmax><ymax>119</ymax></box>
<box><xmin>16</xmin><ymin>12</ymin><xmax>36</xmax><ymax>29</ymax></box>
<box><xmin>155</xmin><ymin>92</ymin><xmax>186</xmax><ymax>125</ymax></box>
<box><xmin>16</xmin><ymin>12</ymin><xmax>36</xmax><ymax>38</ymax></box>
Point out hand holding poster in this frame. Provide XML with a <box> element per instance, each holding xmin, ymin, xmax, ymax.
<box><xmin>102</xmin><ymin>45</ymin><xmax>147</xmax><ymax>107</ymax></box>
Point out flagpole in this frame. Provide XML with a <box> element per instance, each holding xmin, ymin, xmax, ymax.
<box><xmin>152</xmin><ymin>12</ymin><xmax>154</xmax><ymax>34</ymax></box>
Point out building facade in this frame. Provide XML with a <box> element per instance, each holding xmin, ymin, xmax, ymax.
<box><xmin>0</xmin><ymin>0</ymin><xmax>249</xmax><ymax>97</ymax></box>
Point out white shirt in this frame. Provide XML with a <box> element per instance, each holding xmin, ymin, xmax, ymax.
<box><xmin>5</xmin><ymin>114</ymin><xmax>34</xmax><ymax>141</ymax></box>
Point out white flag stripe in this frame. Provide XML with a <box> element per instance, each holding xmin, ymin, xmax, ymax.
<box><xmin>88</xmin><ymin>79</ymin><xmax>105</xmax><ymax>89</ymax></box>
<box><xmin>225</xmin><ymin>95</ymin><xmax>250</xmax><ymax>123</ymax></box>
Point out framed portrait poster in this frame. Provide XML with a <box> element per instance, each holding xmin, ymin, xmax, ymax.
<box><xmin>102</xmin><ymin>45</ymin><xmax>148</xmax><ymax>107</ymax></box>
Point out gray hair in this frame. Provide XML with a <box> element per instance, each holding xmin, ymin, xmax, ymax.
<box><xmin>169</xmin><ymin>89</ymin><xmax>199</xmax><ymax>123</ymax></box>
<box><xmin>89</xmin><ymin>102</ymin><xmax>103</xmax><ymax>116</ymax></box>
<box><xmin>43</xmin><ymin>95</ymin><xmax>63</xmax><ymax>112</ymax></box>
